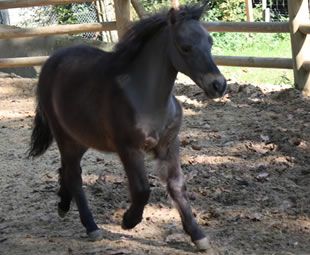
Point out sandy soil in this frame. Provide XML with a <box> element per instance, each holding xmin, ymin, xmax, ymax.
<box><xmin>0</xmin><ymin>72</ymin><xmax>310</xmax><ymax>255</ymax></box>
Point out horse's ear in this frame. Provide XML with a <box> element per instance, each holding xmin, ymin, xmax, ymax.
<box><xmin>200</xmin><ymin>0</ymin><xmax>210</xmax><ymax>18</ymax></box>
<box><xmin>202</xmin><ymin>0</ymin><xmax>210</xmax><ymax>9</ymax></box>
<box><xmin>168</xmin><ymin>8</ymin><xmax>177</xmax><ymax>25</ymax></box>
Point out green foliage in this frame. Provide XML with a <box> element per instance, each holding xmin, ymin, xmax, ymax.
<box><xmin>142</xmin><ymin>0</ymin><xmax>168</xmax><ymax>12</ymax></box>
<box><xmin>18</xmin><ymin>3</ymin><xmax>93</xmax><ymax>27</ymax></box>
<box><xmin>54</xmin><ymin>4</ymin><xmax>77</xmax><ymax>25</ymax></box>
<box><xmin>211</xmin><ymin>32</ymin><xmax>290</xmax><ymax>56</ymax></box>
<box><xmin>278</xmin><ymin>73</ymin><xmax>292</xmax><ymax>86</ymax></box>
<box><xmin>54</xmin><ymin>3</ymin><xmax>94</xmax><ymax>25</ymax></box>
<box><xmin>142</xmin><ymin>0</ymin><xmax>199</xmax><ymax>13</ymax></box>
<box><xmin>210</xmin><ymin>32</ymin><xmax>293</xmax><ymax>86</ymax></box>
<box><xmin>206</xmin><ymin>1</ymin><xmax>264</xmax><ymax>22</ymax></box>
<box><xmin>206</xmin><ymin>0</ymin><xmax>246</xmax><ymax>22</ymax></box>
<box><xmin>141</xmin><ymin>0</ymin><xmax>265</xmax><ymax>22</ymax></box>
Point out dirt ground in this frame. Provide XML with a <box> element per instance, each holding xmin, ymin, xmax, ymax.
<box><xmin>0</xmin><ymin>71</ymin><xmax>310</xmax><ymax>255</ymax></box>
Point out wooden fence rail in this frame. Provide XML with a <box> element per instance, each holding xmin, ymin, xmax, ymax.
<box><xmin>0</xmin><ymin>0</ymin><xmax>96</xmax><ymax>9</ymax></box>
<box><xmin>0</xmin><ymin>56</ymin><xmax>48</xmax><ymax>68</ymax></box>
<box><xmin>213</xmin><ymin>56</ymin><xmax>293</xmax><ymax>69</ymax></box>
<box><xmin>203</xmin><ymin>22</ymin><xmax>289</xmax><ymax>33</ymax></box>
<box><xmin>0</xmin><ymin>22</ymin><xmax>116</xmax><ymax>39</ymax></box>
<box><xmin>0</xmin><ymin>21</ymin><xmax>289</xmax><ymax>40</ymax></box>
<box><xmin>0</xmin><ymin>55</ymin><xmax>293</xmax><ymax>69</ymax></box>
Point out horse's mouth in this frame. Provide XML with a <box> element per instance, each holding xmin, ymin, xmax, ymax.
<box><xmin>204</xmin><ymin>90</ymin><xmax>218</xmax><ymax>99</ymax></box>
<box><xmin>193</xmin><ymin>74</ymin><xmax>227</xmax><ymax>99</ymax></box>
<box><xmin>204</xmin><ymin>85</ymin><xmax>227</xmax><ymax>99</ymax></box>
<box><xmin>202</xmin><ymin>82</ymin><xmax>227</xmax><ymax>99</ymax></box>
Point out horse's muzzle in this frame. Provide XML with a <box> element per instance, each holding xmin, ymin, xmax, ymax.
<box><xmin>211</xmin><ymin>78</ymin><xmax>227</xmax><ymax>97</ymax></box>
<box><xmin>202</xmin><ymin>74</ymin><xmax>227</xmax><ymax>99</ymax></box>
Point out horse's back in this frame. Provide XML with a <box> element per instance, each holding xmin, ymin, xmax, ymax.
<box><xmin>41</xmin><ymin>45</ymin><xmax>107</xmax><ymax>79</ymax></box>
<box><xmin>38</xmin><ymin>45</ymin><xmax>107</xmax><ymax>119</ymax></box>
<box><xmin>38</xmin><ymin>45</ymin><xmax>109</xmax><ymax>95</ymax></box>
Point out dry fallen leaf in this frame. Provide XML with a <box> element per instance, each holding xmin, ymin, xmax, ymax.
<box><xmin>181</xmin><ymin>139</ymin><xmax>190</xmax><ymax>146</ymax></box>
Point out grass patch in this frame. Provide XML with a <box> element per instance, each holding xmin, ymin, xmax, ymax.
<box><xmin>211</xmin><ymin>32</ymin><xmax>294</xmax><ymax>86</ymax></box>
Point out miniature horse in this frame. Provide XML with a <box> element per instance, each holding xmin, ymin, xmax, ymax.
<box><xmin>28</xmin><ymin>4</ymin><xmax>226</xmax><ymax>251</ymax></box>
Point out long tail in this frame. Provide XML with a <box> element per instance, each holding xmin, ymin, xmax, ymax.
<box><xmin>27</xmin><ymin>106</ymin><xmax>54</xmax><ymax>158</ymax></box>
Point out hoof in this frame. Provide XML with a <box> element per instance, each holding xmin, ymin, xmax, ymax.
<box><xmin>121</xmin><ymin>219</ymin><xmax>138</xmax><ymax>230</ymax></box>
<box><xmin>121</xmin><ymin>212</ymin><xmax>142</xmax><ymax>230</ymax></box>
<box><xmin>88</xmin><ymin>229</ymin><xmax>103</xmax><ymax>241</ymax></box>
<box><xmin>58</xmin><ymin>207</ymin><xmax>67</xmax><ymax>218</ymax></box>
<box><xmin>193</xmin><ymin>236</ymin><xmax>211</xmax><ymax>251</ymax></box>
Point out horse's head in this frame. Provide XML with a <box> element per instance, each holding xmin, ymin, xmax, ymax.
<box><xmin>167</xmin><ymin>5</ymin><xmax>226</xmax><ymax>99</ymax></box>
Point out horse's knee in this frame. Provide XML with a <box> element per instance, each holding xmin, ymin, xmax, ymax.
<box><xmin>167</xmin><ymin>175</ymin><xmax>186</xmax><ymax>196</ymax></box>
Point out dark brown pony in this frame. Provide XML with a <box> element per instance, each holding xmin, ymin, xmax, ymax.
<box><xmin>28</xmin><ymin>4</ymin><xmax>226</xmax><ymax>251</ymax></box>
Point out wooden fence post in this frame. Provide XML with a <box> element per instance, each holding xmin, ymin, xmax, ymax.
<box><xmin>172</xmin><ymin>0</ymin><xmax>180</xmax><ymax>9</ymax></box>
<box><xmin>288</xmin><ymin>0</ymin><xmax>310</xmax><ymax>95</ymax></box>
<box><xmin>262</xmin><ymin>0</ymin><xmax>270</xmax><ymax>22</ymax></box>
<box><xmin>245</xmin><ymin>0</ymin><xmax>254</xmax><ymax>22</ymax></box>
<box><xmin>114</xmin><ymin>0</ymin><xmax>131</xmax><ymax>39</ymax></box>
<box><xmin>131</xmin><ymin>0</ymin><xmax>147</xmax><ymax>18</ymax></box>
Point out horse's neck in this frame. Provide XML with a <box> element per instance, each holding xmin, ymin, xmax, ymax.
<box><xmin>122</xmin><ymin>29</ymin><xmax>177</xmax><ymax>115</ymax></box>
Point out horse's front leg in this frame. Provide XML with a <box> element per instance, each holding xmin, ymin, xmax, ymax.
<box><xmin>156</xmin><ymin>138</ymin><xmax>210</xmax><ymax>251</ymax></box>
<box><xmin>118</xmin><ymin>147</ymin><xmax>150</xmax><ymax>229</ymax></box>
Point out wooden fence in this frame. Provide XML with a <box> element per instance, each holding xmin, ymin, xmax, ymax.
<box><xmin>0</xmin><ymin>0</ymin><xmax>310</xmax><ymax>95</ymax></box>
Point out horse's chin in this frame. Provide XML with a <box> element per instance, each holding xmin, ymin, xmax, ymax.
<box><xmin>203</xmin><ymin>90</ymin><xmax>218</xmax><ymax>99</ymax></box>
<box><xmin>203</xmin><ymin>91</ymin><xmax>219</xmax><ymax>99</ymax></box>
<box><xmin>203</xmin><ymin>88</ymin><xmax>227</xmax><ymax>99</ymax></box>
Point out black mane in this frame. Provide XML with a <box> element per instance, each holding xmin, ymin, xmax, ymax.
<box><xmin>107</xmin><ymin>4</ymin><xmax>205</xmax><ymax>75</ymax></box>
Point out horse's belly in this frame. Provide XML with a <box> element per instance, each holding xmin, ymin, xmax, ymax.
<box><xmin>70</xmin><ymin>126</ymin><xmax>117</xmax><ymax>152</ymax></box>
<box><xmin>53</xmin><ymin>107</ymin><xmax>117</xmax><ymax>152</ymax></box>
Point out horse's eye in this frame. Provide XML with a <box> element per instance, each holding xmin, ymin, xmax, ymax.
<box><xmin>180</xmin><ymin>45</ymin><xmax>192</xmax><ymax>54</ymax></box>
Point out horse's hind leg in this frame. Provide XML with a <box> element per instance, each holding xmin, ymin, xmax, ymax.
<box><xmin>55</xmin><ymin>134</ymin><xmax>102</xmax><ymax>241</ymax></box>
<box><xmin>156</xmin><ymin>138</ymin><xmax>210</xmax><ymax>251</ymax></box>
<box><xmin>58</xmin><ymin>165</ymin><xmax>72</xmax><ymax>218</ymax></box>
<box><xmin>118</xmin><ymin>147</ymin><xmax>150</xmax><ymax>229</ymax></box>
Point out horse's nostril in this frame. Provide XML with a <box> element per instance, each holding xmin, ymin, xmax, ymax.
<box><xmin>212</xmin><ymin>80</ymin><xmax>226</xmax><ymax>94</ymax></box>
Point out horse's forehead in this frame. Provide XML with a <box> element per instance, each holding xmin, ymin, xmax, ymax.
<box><xmin>176</xmin><ymin>20</ymin><xmax>207</xmax><ymax>42</ymax></box>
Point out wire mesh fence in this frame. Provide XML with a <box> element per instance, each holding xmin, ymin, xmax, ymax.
<box><xmin>0</xmin><ymin>10</ymin><xmax>10</xmax><ymax>24</ymax></box>
<box><xmin>7</xmin><ymin>0</ymin><xmax>117</xmax><ymax>43</ymax></box>
<box><xmin>252</xmin><ymin>0</ymin><xmax>289</xmax><ymax>19</ymax></box>
<box><xmin>47</xmin><ymin>3</ymin><xmax>99</xmax><ymax>40</ymax></box>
